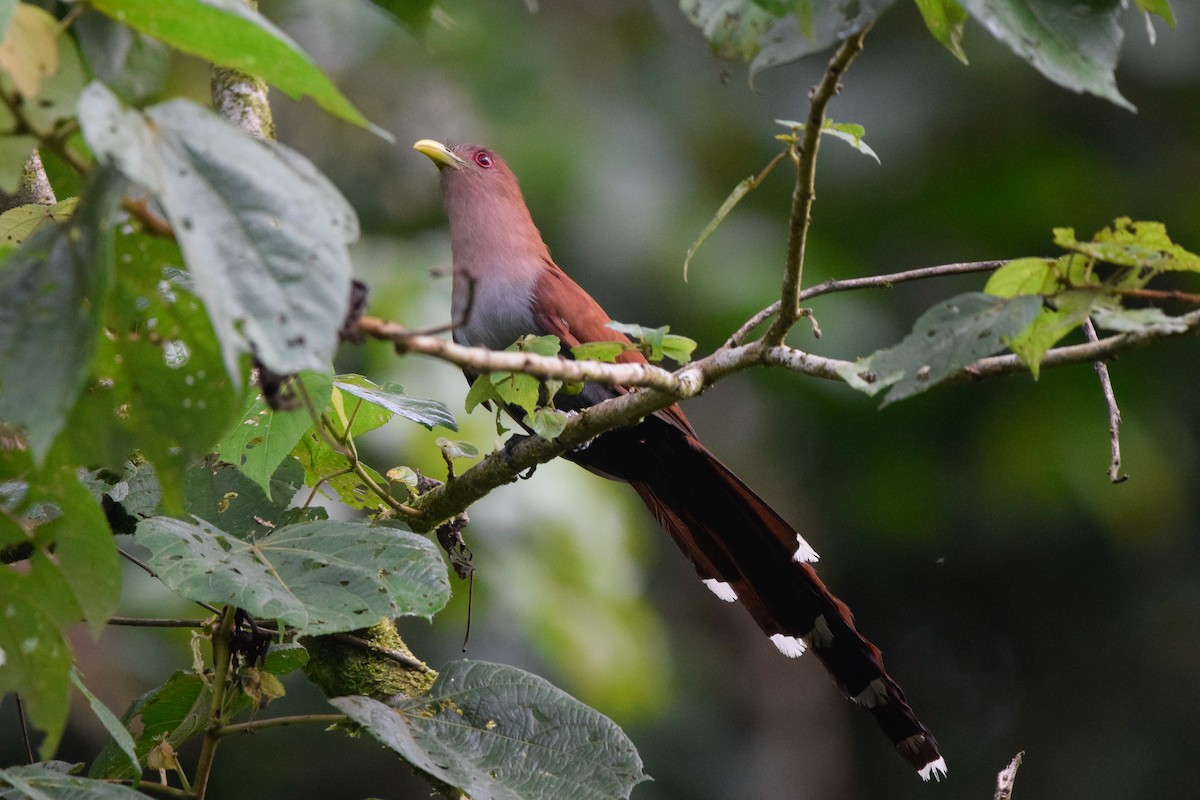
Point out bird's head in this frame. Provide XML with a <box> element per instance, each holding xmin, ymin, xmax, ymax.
<box><xmin>412</xmin><ymin>139</ymin><xmax>548</xmax><ymax>271</ymax></box>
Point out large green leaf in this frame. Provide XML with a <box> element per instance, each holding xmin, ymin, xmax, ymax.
<box><xmin>49</xmin><ymin>231</ymin><xmax>239</xmax><ymax>507</ymax></box>
<box><xmin>838</xmin><ymin>292</ymin><xmax>1042</xmax><ymax>405</ymax></box>
<box><xmin>959</xmin><ymin>0</ymin><xmax>1132</xmax><ymax>110</ymax></box>
<box><xmin>0</xmin><ymin>592</ymin><xmax>71</xmax><ymax>759</ymax></box>
<box><xmin>333</xmin><ymin>660</ymin><xmax>649</xmax><ymax>800</ymax></box>
<box><xmin>0</xmin><ymin>764</ymin><xmax>146</xmax><ymax>799</ymax></box>
<box><xmin>74</xmin><ymin>9</ymin><xmax>169</xmax><ymax>104</ymax></box>
<box><xmin>77</xmin><ymin>82</ymin><xmax>358</xmax><ymax>380</ymax></box>
<box><xmin>136</xmin><ymin>517</ymin><xmax>450</xmax><ymax>633</ymax></box>
<box><xmin>679</xmin><ymin>0</ymin><xmax>896</xmax><ymax>78</ymax></box>
<box><xmin>90</xmin><ymin>670</ymin><xmax>210</xmax><ymax>780</ymax></box>
<box><xmin>183</xmin><ymin>456</ymin><xmax>309</xmax><ymax>538</ymax></box>
<box><xmin>32</xmin><ymin>467</ymin><xmax>122</xmax><ymax>635</ymax></box>
<box><xmin>216</xmin><ymin>372</ymin><xmax>333</xmax><ymax>497</ymax></box>
<box><xmin>0</xmin><ymin>168</ymin><xmax>124</xmax><ymax>460</ymax></box>
<box><xmin>87</xmin><ymin>0</ymin><xmax>386</xmax><ymax>136</ymax></box>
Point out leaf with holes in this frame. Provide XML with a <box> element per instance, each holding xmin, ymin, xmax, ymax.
<box><xmin>0</xmin><ymin>765</ymin><xmax>147</xmax><ymax>799</ymax></box>
<box><xmin>136</xmin><ymin>517</ymin><xmax>450</xmax><ymax>633</ymax></box>
<box><xmin>77</xmin><ymin>82</ymin><xmax>357</xmax><ymax>379</ymax></box>
<box><xmin>838</xmin><ymin>292</ymin><xmax>1042</xmax><ymax>405</ymax></box>
<box><xmin>216</xmin><ymin>372</ymin><xmax>333</xmax><ymax>497</ymax></box>
<box><xmin>333</xmin><ymin>660</ymin><xmax>649</xmax><ymax>800</ymax></box>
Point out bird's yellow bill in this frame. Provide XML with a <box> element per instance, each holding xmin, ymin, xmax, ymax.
<box><xmin>413</xmin><ymin>139</ymin><xmax>465</xmax><ymax>169</ymax></box>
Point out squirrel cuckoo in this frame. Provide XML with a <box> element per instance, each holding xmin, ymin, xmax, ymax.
<box><xmin>414</xmin><ymin>139</ymin><xmax>946</xmax><ymax>780</ymax></box>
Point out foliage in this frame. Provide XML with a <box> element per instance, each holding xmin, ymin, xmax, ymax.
<box><xmin>0</xmin><ymin>1</ymin><xmax>1190</xmax><ymax>799</ymax></box>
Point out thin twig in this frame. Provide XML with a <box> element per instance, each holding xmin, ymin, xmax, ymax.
<box><xmin>15</xmin><ymin>695</ymin><xmax>34</xmax><ymax>763</ymax></box>
<box><xmin>727</xmin><ymin>259</ymin><xmax>1009</xmax><ymax>346</ymax></box>
<box><xmin>1083</xmin><ymin>317</ymin><xmax>1128</xmax><ymax>483</ymax></box>
<box><xmin>107</xmin><ymin>616</ymin><xmax>210</xmax><ymax>628</ymax></box>
<box><xmin>103</xmin><ymin>779</ymin><xmax>192</xmax><ymax>799</ymax></box>
<box><xmin>763</xmin><ymin>24</ymin><xmax>872</xmax><ymax>347</ymax></box>
<box><xmin>192</xmin><ymin>607</ymin><xmax>236</xmax><ymax>800</ymax></box>
<box><xmin>217</xmin><ymin>713</ymin><xmax>347</xmax><ymax>738</ymax></box>
<box><xmin>330</xmin><ymin>632</ymin><xmax>431</xmax><ymax>672</ymax></box>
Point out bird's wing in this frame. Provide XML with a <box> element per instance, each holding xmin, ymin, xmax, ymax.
<box><xmin>532</xmin><ymin>260</ymin><xmax>695</xmax><ymax>437</ymax></box>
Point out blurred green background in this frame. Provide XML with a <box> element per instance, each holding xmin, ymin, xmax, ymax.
<box><xmin>13</xmin><ymin>1</ymin><xmax>1200</xmax><ymax>798</ymax></box>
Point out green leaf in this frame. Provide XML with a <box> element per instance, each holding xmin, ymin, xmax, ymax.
<box><xmin>332</xmin><ymin>660</ymin><xmax>649</xmax><ymax>800</ymax></box>
<box><xmin>983</xmin><ymin>257</ymin><xmax>1062</xmax><ymax>297</ymax></box>
<box><xmin>683</xmin><ymin>172</ymin><xmax>758</xmax><ymax>280</ymax></box>
<box><xmin>436</xmin><ymin>438</ymin><xmax>480</xmax><ymax>460</ymax></box>
<box><xmin>136</xmin><ymin>517</ymin><xmax>451</xmax><ymax>633</ymax></box>
<box><xmin>516</xmin><ymin>334</ymin><xmax>563</xmax><ymax>358</ymax></box>
<box><xmin>0</xmin><ymin>592</ymin><xmax>72</xmax><ymax>759</ymax></box>
<box><xmin>0</xmin><ymin>765</ymin><xmax>147</xmax><ymax>799</ymax></box>
<box><xmin>1135</xmin><ymin>0</ymin><xmax>1174</xmax><ymax>27</ymax></box>
<box><xmin>0</xmin><ymin>198</ymin><xmax>78</xmax><ymax>248</ymax></box>
<box><xmin>0</xmin><ymin>3</ymin><xmax>58</xmax><ymax>98</ymax></box>
<box><xmin>464</xmin><ymin>373</ymin><xmax>501</xmax><ymax>413</ymax></box>
<box><xmin>50</xmin><ymin>231</ymin><xmax>239</xmax><ymax>505</ymax></box>
<box><xmin>1054</xmin><ymin>218</ymin><xmax>1200</xmax><ymax>272</ymax></box>
<box><xmin>87</xmin><ymin>0</ymin><xmax>387</xmax><ymax>137</ymax></box>
<box><xmin>74</xmin><ymin>10</ymin><xmax>169</xmax><ymax>104</ymax></box>
<box><xmin>1090</xmin><ymin>302</ymin><xmax>1189</xmax><ymax>335</ymax></box>
<box><xmin>838</xmin><ymin>292</ymin><xmax>1043</xmax><ymax>405</ymax></box>
<box><xmin>77</xmin><ymin>82</ymin><xmax>358</xmax><ymax>379</ymax></box>
<box><xmin>34</xmin><ymin>466</ymin><xmax>122</xmax><ymax>635</ymax></box>
<box><xmin>914</xmin><ymin>0</ymin><xmax>970</xmax><ymax>63</ymax></box>
<box><xmin>0</xmin><ymin>168</ymin><xmax>124</xmax><ymax>461</ymax></box>
<box><xmin>366</xmin><ymin>0</ymin><xmax>439</xmax><ymax>34</ymax></box>
<box><xmin>184</xmin><ymin>456</ymin><xmax>306</xmax><ymax>537</ymax></box>
<box><xmin>662</xmin><ymin>334</ymin><xmax>698</xmax><ymax>365</ymax></box>
<box><xmin>525</xmin><ymin>408</ymin><xmax>567</xmax><ymax>440</ymax></box>
<box><xmin>680</xmin><ymin>0</ymin><xmax>895</xmax><ymax>79</ymax></box>
<box><xmin>217</xmin><ymin>372</ymin><xmax>333</xmax><ymax>497</ymax></box>
<box><xmin>775</xmin><ymin>119</ymin><xmax>882</xmax><ymax>163</ymax></box>
<box><xmin>571</xmin><ymin>341</ymin><xmax>632</xmax><ymax>363</ymax></box>
<box><xmin>958</xmin><ymin>0</ymin><xmax>1132</xmax><ymax>111</ymax></box>
<box><xmin>263</xmin><ymin>642</ymin><xmax>309</xmax><ymax>676</ymax></box>
<box><xmin>490</xmin><ymin>371</ymin><xmax>541</xmax><ymax>417</ymax></box>
<box><xmin>90</xmin><ymin>669</ymin><xmax>225</xmax><ymax>780</ymax></box>
<box><xmin>1005</xmin><ymin>290</ymin><xmax>1096</xmax><ymax>378</ymax></box>
<box><xmin>291</xmin><ymin>425</ymin><xmax>392</xmax><ymax>511</ymax></box>
<box><xmin>334</xmin><ymin>375</ymin><xmax>458</xmax><ymax>432</ymax></box>
<box><xmin>72</xmin><ymin>669</ymin><xmax>140</xmax><ymax>779</ymax></box>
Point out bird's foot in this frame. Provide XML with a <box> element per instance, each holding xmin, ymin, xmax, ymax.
<box><xmin>501</xmin><ymin>433</ymin><xmax>538</xmax><ymax>480</ymax></box>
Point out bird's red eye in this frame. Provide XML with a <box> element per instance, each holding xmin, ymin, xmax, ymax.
<box><xmin>474</xmin><ymin>151</ymin><xmax>494</xmax><ymax>169</ymax></box>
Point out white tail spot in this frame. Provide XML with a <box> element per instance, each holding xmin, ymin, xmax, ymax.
<box><xmin>792</xmin><ymin>534</ymin><xmax>819</xmax><ymax>563</ymax></box>
<box><xmin>702</xmin><ymin>578</ymin><xmax>737</xmax><ymax>602</ymax></box>
<box><xmin>918</xmin><ymin>757</ymin><xmax>948</xmax><ymax>782</ymax></box>
<box><xmin>769</xmin><ymin>633</ymin><xmax>807</xmax><ymax>658</ymax></box>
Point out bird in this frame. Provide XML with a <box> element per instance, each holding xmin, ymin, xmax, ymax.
<box><xmin>413</xmin><ymin>138</ymin><xmax>946</xmax><ymax>781</ymax></box>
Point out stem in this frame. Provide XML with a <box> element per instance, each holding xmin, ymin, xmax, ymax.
<box><xmin>192</xmin><ymin>607</ymin><xmax>236</xmax><ymax>800</ymax></box>
<box><xmin>104</xmin><ymin>780</ymin><xmax>193</xmax><ymax>799</ymax></box>
<box><xmin>107</xmin><ymin>616</ymin><xmax>209</xmax><ymax>628</ymax></box>
<box><xmin>763</xmin><ymin>25</ymin><xmax>871</xmax><ymax>347</ymax></box>
<box><xmin>217</xmin><ymin>713</ymin><xmax>347</xmax><ymax>738</ymax></box>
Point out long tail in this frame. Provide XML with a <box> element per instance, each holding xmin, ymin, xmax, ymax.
<box><xmin>571</xmin><ymin>419</ymin><xmax>946</xmax><ymax>779</ymax></box>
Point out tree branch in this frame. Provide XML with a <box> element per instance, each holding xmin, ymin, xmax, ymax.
<box><xmin>763</xmin><ymin>24</ymin><xmax>871</xmax><ymax>347</ymax></box>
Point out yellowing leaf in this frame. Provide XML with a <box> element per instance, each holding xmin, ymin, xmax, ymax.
<box><xmin>0</xmin><ymin>4</ymin><xmax>58</xmax><ymax>98</ymax></box>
